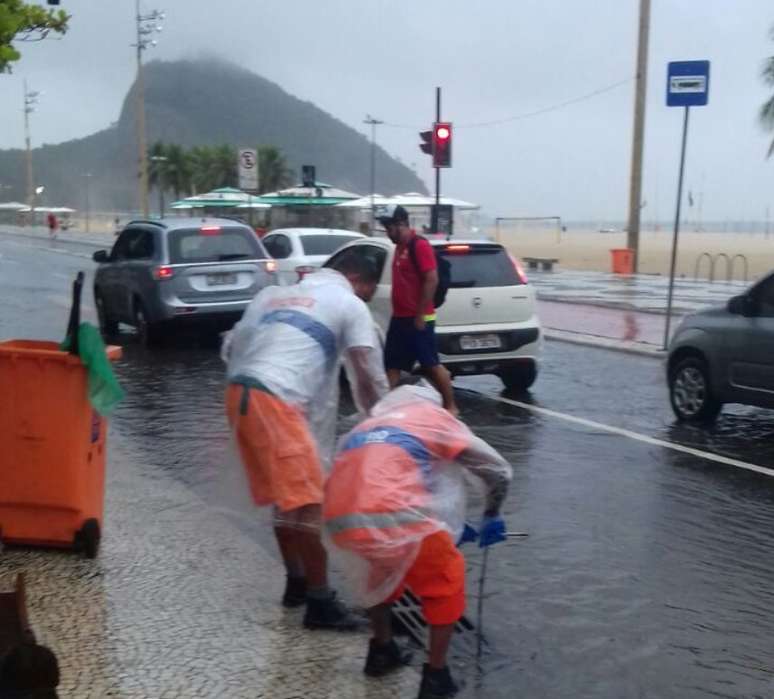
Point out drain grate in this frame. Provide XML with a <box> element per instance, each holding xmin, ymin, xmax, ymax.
<box><xmin>392</xmin><ymin>588</ymin><xmax>483</xmax><ymax>657</ymax></box>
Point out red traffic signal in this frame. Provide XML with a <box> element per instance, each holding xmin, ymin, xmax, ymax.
<box><xmin>433</xmin><ymin>122</ymin><xmax>452</xmax><ymax>168</ymax></box>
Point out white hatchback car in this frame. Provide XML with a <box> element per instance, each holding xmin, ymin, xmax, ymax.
<box><xmin>325</xmin><ymin>237</ymin><xmax>542</xmax><ymax>391</ymax></box>
<box><xmin>262</xmin><ymin>228</ymin><xmax>365</xmax><ymax>285</ymax></box>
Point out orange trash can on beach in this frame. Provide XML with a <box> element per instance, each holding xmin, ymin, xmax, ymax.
<box><xmin>610</xmin><ymin>248</ymin><xmax>634</xmax><ymax>275</ymax></box>
<box><xmin>0</xmin><ymin>339</ymin><xmax>121</xmax><ymax>558</ymax></box>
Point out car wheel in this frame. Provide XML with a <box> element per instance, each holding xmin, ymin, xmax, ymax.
<box><xmin>94</xmin><ymin>290</ymin><xmax>118</xmax><ymax>337</ymax></box>
<box><xmin>134</xmin><ymin>300</ymin><xmax>162</xmax><ymax>348</ymax></box>
<box><xmin>500</xmin><ymin>364</ymin><xmax>537</xmax><ymax>392</ymax></box>
<box><xmin>669</xmin><ymin>356</ymin><xmax>722</xmax><ymax>423</ymax></box>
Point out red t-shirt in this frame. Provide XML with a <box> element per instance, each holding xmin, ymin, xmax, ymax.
<box><xmin>392</xmin><ymin>233</ymin><xmax>437</xmax><ymax>318</ymax></box>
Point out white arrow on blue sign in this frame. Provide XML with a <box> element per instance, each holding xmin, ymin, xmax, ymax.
<box><xmin>667</xmin><ymin>60</ymin><xmax>710</xmax><ymax>107</ymax></box>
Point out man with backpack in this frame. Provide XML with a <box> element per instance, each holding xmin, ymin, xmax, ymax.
<box><xmin>377</xmin><ymin>205</ymin><xmax>458</xmax><ymax>416</ymax></box>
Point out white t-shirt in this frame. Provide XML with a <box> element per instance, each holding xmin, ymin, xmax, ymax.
<box><xmin>226</xmin><ymin>269</ymin><xmax>377</xmax><ymax>408</ymax></box>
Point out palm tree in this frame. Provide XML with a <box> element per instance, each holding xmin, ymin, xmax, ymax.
<box><xmin>761</xmin><ymin>27</ymin><xmax>774</xmax><ymax>156</ymax></box>
<box><xmin>147</xmin><ymin>141</ymin><xmax>170</xmax><ymax>193</ymax></box>
<box><xmin>211</xmin><ymin>144</ymin><xmax>238</xmax><ymax>188</ymax></box>
<box><xmin>164</xmin><ymin>143</ymin><xmax>192</xmax><ymax>199</ymax></box>
<box><xmin>188</xmin><ymin>145</ymin><xmax>216</xmax><ymax>194</ymax></box>
<box><xmin>258</xmin><ymin>145</ymin><xmax>294</xmax><ymax>193</ymax></box>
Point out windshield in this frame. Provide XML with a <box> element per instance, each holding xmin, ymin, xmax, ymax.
<box><xmin>437</xmin><ymin>244</ymin><xmax>522</xmax><ymax>288</ymax></box>
<box><xmin>168</xmin><ymin>227</ymin><xmax>264</xmax><ymax>264</ymax></box>
<box><xmin>300</xmin><ymin>234</ymin><xmax>360</xmax><ymax>256</ymax></box>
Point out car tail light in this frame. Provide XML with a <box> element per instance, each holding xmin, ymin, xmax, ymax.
<box><xmin>296</xmin><ymin>265</ymin><xmax>316</xmax><ymax>281</ymax></box>
<box><xmin>445</xmin><ymin>244</ymin><xmax>471</xmax><ymax>253</ymax></box>
<box><xmin>265</xmin><ymin>260</ymin><xmax>277</xmax><ymax>273</ymax></box>
<box><xmin>508</xmin><ymin>253</ymin><xmax>528</xmax><ymax>284</ymax></box>
<box><xmin>200</xmin><ymin>226</ymin><xmax>221</xmax><ymax>235</ymax></box>
<box><xmin>153</xmin><ymin>265</ymin><xmax>174</xmax><ymax>280</ymax></box>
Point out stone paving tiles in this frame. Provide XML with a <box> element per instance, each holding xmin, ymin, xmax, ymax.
<box><xmin>0</xmin><ymin>434</ymin><xmax>427</xmax><ymax>698</ymax></box>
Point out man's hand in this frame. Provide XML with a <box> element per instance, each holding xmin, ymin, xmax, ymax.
<box><xmin>414</xmin><ymin>314</ymin><xmax>426</xmax><ymax>331</ymax></box>
<box><xmin>479</xmin><ymin>515</ymin><xmax>507</xmax><ymax>548</ymax></box>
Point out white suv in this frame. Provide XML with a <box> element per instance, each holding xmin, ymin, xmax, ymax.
<box><xmin>325</xmin><ymin>237</ymin><xmax>542</xmax><ymax>391</ymax></box>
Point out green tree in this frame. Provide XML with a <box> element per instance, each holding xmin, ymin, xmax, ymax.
<box><xmin>0</xmin><ymin>0</ymin><xmax>69</xmax><ymax>73</ymax></box>
<box><xmin>148</xmin><ymin>142</ymin><xmax>192</xmax><ymax>200</ymax></box>
<box><xmin>258</xmin><ymin>145</ymin><xmax>294</xmax><ymax>193</ymax></box>
<box><xmin>187</xmin><ymin>144</ymin><xmax>237</xmax><ymax>193</ymax></box>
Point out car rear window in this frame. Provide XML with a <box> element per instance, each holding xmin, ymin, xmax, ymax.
<box><xmin>437</xmin><ymin>244</ymin><xmax>522</xmax><ymax>287</ymax></box>
<box><xmin>300</xmin><ymin>234</ymin><xmax>360</xmax><ymax>256</ymax></box>
<box><xmin>167</xmin><ymin>227</ymin><xmax>264</xmax><ymax>264</ymax></box>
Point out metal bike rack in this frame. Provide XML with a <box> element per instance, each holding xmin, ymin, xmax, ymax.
<box><xmin>694</xmin><ymin>252</ymin><xmax>712</xmax><ymax>281</ymax></box>
<box><xmin>730</xmin><ymin>254</ymin><xmax>749</xmax><ymax>283</ymax></box>
<box><xmin>694</xmin><ymin>252</ymin><xmax>748</xmax><ymax>283</ymax></box>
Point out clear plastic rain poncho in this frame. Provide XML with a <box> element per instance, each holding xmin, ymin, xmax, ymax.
<box><xmin>220</xmin><ymin>269</ymin><xmax>388</xmax><ymax>528</ymax></box>
<box><xmin>322</xmin><ymin>384</ymin><xmax>513</xmax><ymax>608</ymax></box>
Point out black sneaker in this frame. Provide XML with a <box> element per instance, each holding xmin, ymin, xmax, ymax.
<box><xmin>281</xmin><ymin>576</ymin><xmax>307</xmax><ymax>608</ymax></box>
<box><xmin>363</xmin><ymin>638</ymin><xmax>413</xmax><ymax>677</ymax></box>
<box><xmin>303</xmin><ymin>593</ymin><xmax>365</xmax><ymax>631</ymax></box>
<box><xmin>417</xmin><ymin>663</ymin><xmax>459</xmax><ymax>699</ymax></box>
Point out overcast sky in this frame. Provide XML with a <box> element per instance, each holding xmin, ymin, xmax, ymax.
<box><xmin>2</xmin><ymin>0</ymin><xmax>773</xmax><ymax>222</ymax></box>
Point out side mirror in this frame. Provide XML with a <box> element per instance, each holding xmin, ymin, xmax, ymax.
<box><xmin>92</xmin><ymin>250</ymin><xmax>109</xmax><ymax>263</ymax></box>
<box><xmin>728</xmin><ymin>294</ymin><xmax>755</xmax><ymax>317</ymax></box>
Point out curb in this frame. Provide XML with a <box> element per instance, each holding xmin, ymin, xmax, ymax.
<box><xmin>543</xmin><ymin>328</ymin><xmax>665</xmax><ymax>359</ymax></box>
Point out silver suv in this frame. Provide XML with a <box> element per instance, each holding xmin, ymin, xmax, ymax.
<box><xmin>92</xmin><ymin>218</ymin><xmax>277</xmax><ymax>346</ymax></box>
<box><xmin>667</xmin><ymin>272</ymin><xmax>774</xmax><ymax>422</ymax></box>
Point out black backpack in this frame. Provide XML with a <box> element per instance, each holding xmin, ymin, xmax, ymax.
<box><xmin>408</xmin><ymin>236</ymin><xmax>451</xmax><ymax>309</ymax></box>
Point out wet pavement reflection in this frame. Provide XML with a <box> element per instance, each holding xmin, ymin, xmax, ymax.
<box><xmin>107</xmin><ymin>336</ymin><xmax>774</xmax><ymax>698</ymax></box>
<box><xmin>4</xmin><ymin>235</ymin><xmax>774</xmax><ymax>697</ymax></box>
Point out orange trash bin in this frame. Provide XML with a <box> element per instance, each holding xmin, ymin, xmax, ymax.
<box><xmin>0</xmin><ymin>339</ymin><xmax>121</xmax><ymax>558</ymax></box>
<box><xmin>610</xmin><ymin>248</ymin><xmax>634</xmax><ymax>275</ymax></box>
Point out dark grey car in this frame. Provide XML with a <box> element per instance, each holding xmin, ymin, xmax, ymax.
<box><xmin>92</xmin><ymin>218</ymin><xmax>277</xmax><ymax>345</ymax></box>
<box><xmin>667</xmin><ymin>272</ymin><xmax>774</xmax><ymax>422</ymax></box>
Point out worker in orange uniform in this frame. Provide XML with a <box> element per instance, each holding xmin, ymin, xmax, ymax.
<box><xmin>322</xmin><ymin>380</ymin><xmax>512</xmax><ymax>698</ymax></box>
<box><xmin>222</xmin><ymin>253</ymin><xmax>389</xmax><ymax>630</ymax></box>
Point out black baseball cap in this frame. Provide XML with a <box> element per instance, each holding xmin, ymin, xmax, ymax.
<box><xmin>375</xmin><ymin>204</ymin><xmax>409</xmax><ymax>226</ymax></box>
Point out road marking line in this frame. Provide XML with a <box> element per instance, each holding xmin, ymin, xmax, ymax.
<box><xmin>491</xmin><ymin>394</ymin><xmax>774</xmax><ymax>479</ymax></box>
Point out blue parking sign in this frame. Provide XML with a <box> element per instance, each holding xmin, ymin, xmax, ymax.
<box><xmin>667</xmin><ymin>60</ymin><xmax>710</xmax><ymax>107</ymax></box>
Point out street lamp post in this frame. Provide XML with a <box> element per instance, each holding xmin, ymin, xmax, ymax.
<box><xmin>133</xmin><ymin>1</ymin><xmax>164</xmax><ymax>218</ymax></box>
<box><xmin>364</xmin><ymin>114</ymin><xmax>383</xmax><ymax>235</ymax></box>
<box><xmin>23</xmin><ymin>82</ymin><xmax>40</xmax><ymax>219</ymax></box>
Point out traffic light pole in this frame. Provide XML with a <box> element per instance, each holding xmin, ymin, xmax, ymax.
<box><xmin>435</xmin><ymin>86</ymin><xmax>441</xmax><ymax>211</ymax></box>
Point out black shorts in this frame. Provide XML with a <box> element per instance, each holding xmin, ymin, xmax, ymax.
<box><xmin>384</xmin><ymin>317</ymin><xmax>440</xmax><ymax>372</ymax></box>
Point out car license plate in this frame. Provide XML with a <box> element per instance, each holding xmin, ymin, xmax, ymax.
<box><xmin>459</xmin><ymin>334</ymin><xmax>502</xmax><ymax>351</ymax></box>
<box><xmin>206</xmin><ymin>273</ymin><xmax>237</xmax><ymax>286</ymax></box>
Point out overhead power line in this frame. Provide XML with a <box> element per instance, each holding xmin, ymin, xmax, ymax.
<box><xmin>381</xmin><ymin>76</ymin><xmax>634</xmax><ymax>130</ymax></box>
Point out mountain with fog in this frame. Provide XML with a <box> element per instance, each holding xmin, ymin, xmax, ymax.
<box><xmin>0</xmin><ymin>58</ymin><xmax>426</xmax><ymax>211</ymax></box>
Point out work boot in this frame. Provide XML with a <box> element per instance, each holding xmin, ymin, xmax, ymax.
<box><xmin>281</xmin><ymin>576</ymin><xmax>307</xmax><ymax>608</ymax></box>
<box><xmin>303</xmin><ymin>592</ymin><xmax>365</xmax><ymax>631</ymax></box>
<box><xmin>417</xmin><ymin>663</ymin><xmax>459</xmax><ymax>699</ymax></box>
<box><xmin>363</xmin><ymin>638</ymin><xmax>414</xmax><ymax>677</ymax></box>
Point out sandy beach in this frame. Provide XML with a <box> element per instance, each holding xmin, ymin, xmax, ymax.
<box><xmin>495</xmin><ymin>226</ymin><xmax>773</xmax><ymax>282</ymax></box>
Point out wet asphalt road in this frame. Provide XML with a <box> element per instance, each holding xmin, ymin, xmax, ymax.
<box><xmin>2</xmin><ymin>233</ymin><xmax>774</xmax><ymax>698</ymax></box>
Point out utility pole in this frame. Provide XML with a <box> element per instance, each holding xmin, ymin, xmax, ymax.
<box><xmin>625</xmin><ymin>0</ymin><xmax>651</xmax><ymax>272</ymax></box>
<box><xmin>23</xmin><ymin>81</ymin><xmax>40</xmax><ymax>217</ymax></box>
<box><xmin>134</xmin><ymin>0</ymin><xmax>164</xmax><ymax>218</ymax></box>
<box><xmin>364</xmin><ymin>114</ymin><xmax>383</xmax><ymax>234</ymax></box>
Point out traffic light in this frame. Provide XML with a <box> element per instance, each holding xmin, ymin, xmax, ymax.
<box><xmin>433</xmin><ymin>122</ymin><xmax>452</xmax><ymax>168</ymax></box>
<box><xmin>419</xmin><ymin>130</ymin><xmax>433</xmax><ymax>155</ymax></box>
<box><xmin>301</xmin><ymin>165</ymin><xmax>316</xmax><ymax>188</ymax></box>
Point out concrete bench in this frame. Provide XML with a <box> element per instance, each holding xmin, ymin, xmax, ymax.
<box><xmin>523</xmin><ymin>257</ymin><xmax>559</xmax><ymax>272</ymax></box>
